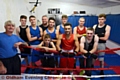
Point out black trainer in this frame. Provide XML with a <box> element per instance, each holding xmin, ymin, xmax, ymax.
<box><xmin>100</xmin><ymin>70</ymin><xmax>104</xmax><ymax>79</ymax></box>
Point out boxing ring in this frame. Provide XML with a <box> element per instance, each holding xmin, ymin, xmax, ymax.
<box><xmin>20</xmin><ymin>45</ymin><xmax>120</xmax><ymax>80</ymax></box>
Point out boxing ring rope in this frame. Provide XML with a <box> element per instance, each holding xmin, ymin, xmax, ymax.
<box><xmin>23</xmin><ymin>74</ymin><xmax>120</xmax><ymax>78</ymax></box>
<box><xmin>20</xmin><ymin>45</ymin><xmax>120</xmax><ymax>78</ymax></box>
<box><xmin>19</xmin><ymin>45</ymin><xmax>120</xmax><ymax>54</ymax></box>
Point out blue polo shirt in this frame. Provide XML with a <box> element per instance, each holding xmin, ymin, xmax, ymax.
<box><xmin>0</xmin><ymin>32</ymin><xmax>24</xmax><ymax>58</ymax></box>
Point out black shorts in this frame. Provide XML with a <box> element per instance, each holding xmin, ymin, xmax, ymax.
<box><xmin>42</xmin><ymin>56</ymin><xmax>55</xmax><ymax>68</ymax></box>
<box><xmin>0</xmin><ymin>54</ymin><xmax>21</xmax><ymax>75</ymax></box>
<box><xmin>21</xmin><ymin>48</ymin><xmax>31</xmax><ymax>58</ymax></box>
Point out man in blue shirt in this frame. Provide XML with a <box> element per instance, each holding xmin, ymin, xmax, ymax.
<box><xmin>0</xmin><ymin>20</ymin><xmax>27</xmax><ymax>74</ymax></box>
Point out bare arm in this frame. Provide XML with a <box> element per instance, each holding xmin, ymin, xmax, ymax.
<box><xmin>38</xmin><ymin>27</ymin><xmax>43</xmax><ymax>40</ymax></box>
<box><xmin>37</xmin><ymin>41</ymin><xmax>56</xmax><ymax>51</ymax></box>
<box><xmin>16</xmin><ymin>27</ymin><xmax>20</xmax><ymax>36</ymax></box>
<box><xmin>43</xmin><ymin>30</ymin><xmax>47</xmax><ymax>39</ymax></box>
<box><xmin>74</xmin><ymin>35</ymin><xmax>79</xmax><ymax>52</ymax></box>
<box><xmin>26</xmin><ymin>27</ymin><xmax>37</xmax><ymax>41</ymax></box>
<box><xmin>99</xmin><ymin>25</ymin><xmax>111</xmax><ymax>40</ymax></box>
<box><xmin>56</xmin><ymin>25</ymin><xmax>60</xmax><ymax>32</ymax></box>
<box><xmin>56</xmin><ymin>35</ymin><xmax>62</xmax><ymax>51</ymax></box>
<box><xmin>80</xmin><ymin>36</ymin><xmax>88</xmax><ymax>54</ymax></box>
<box><xmin>73</xmin><ymin>27</ymin><xmax>77</xmax><ymax>35</ymax></box>
<box><xmin>37</xmin><ymin>41</ymin><xmax>44</xmax><ymax>48</ymax></box>
<box><xmin>47</xmin><ymin>42</ymin><xmax>56</xmax><ymax>51</ymax></box>
<box><xmin>89</xmin><ymin>35</ymin><xmax>99</xmax><ymax>53</ymax></box>
<box><xmin>93</xmin><ymin>24</ymin><xmax>97</xmax><ymax>30</ymax></box>
<box><xmin>37</xmin><ymin>41</ymin><xmax>50</xmax><ymax>49</ymax></box>
<box><xmin>14</xmin><ymin>42</ymin><xmax>28</xmax><ymax>48</ymax></box>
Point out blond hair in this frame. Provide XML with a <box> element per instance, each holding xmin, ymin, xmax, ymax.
<box><xmin>4</xmin><ymin>20</ymin><xmax>15</xmax><ymax>27</ymax></box>
<box><xmin>79</xmin><ymin>17</ymin><xmax>85</xmax><ymax>21</ymax></box>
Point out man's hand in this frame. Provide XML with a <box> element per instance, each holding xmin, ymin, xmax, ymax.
<box><xmin>43</xmin><ymin>47</ymin><xmax>49</xmax><ymax>52</ymax></box>
<box><xmin>91</xmin><ymin>54</ymin><xmax>98</xmax><ymax>60</ymax></box>
<box><xmin>69</xmin><ymin>51</ymin><xmax>77</xmax><ymax>57</ymax></box>
<box><xmin>84</xmin><ymin>52</ymin><xmax>91</xmax><ymax>58</ymax></box>
<box><xmin>19</xmin><ymin>43</ymin><xmax>28</xmax><ymax>52</ymax></box>
<box><xmin>14</xmin><ymin>42</ymin><xmax>22</xmax><ymax>48</ymax></box>
<box><xmin>59</xmin><ymin>50</ymin><xmax>68</xmax><ymax>57</ymax></box>
<box><xmin>37</xmin><ymin>34</ymin><xmax>40</xmax><ymax>40</ymax></box>
<box><xmin>0</xmin><ymin>62</ymin><xmax>7</xmax><ymax>74</ymax></box>
<box><xmin>59</xmin><ymin>50</ymin><xmax>63</xmax><ymax>54</ymax></box>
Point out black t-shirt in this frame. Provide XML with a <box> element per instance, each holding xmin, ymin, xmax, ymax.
<box><xmin>39</xmin><ymin>24</ymin><xmax>48</xmax><ymax>31</ymax></box>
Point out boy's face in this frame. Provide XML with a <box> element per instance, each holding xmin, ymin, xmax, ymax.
<box><xmin>48</xmin><ymin>20</ymin><xmax>55</xmax><ymax>28</ymax></box>
<box><xmin>44</xmin><ymin>38</ymin><xmax>51</xmax><ymax>44</ymax></box>
<box><xmin>98</xmin><ymin>17</ymin><xmax>106</xmax><ymax>25</ymax></box>
<box><xmin>62</xmin><ymin>18</ymin><xmax>67</xmax><ymax>25</ymax></box>
<box><xmin>20</xmin><ymin>18</ymin><xmax>27</xmax><ymax>26</ymax></box>
<box><xmin>29</xmin><ymin>17</ymin><xmax>36</xmax><ymax>25</ymax></box>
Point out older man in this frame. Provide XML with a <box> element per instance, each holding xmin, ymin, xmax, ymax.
<box><xmin>0</xmin><ymin>20</ymin><xmax>27</xmax><ymax>74</ymax></box>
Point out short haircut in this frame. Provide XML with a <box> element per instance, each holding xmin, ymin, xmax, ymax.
<box><xmin>48</xmin><ymin>17</ymin><xmax>55</xmax><ymax>22</ymax></box>
<box><xmin>79</xmin><ymin>17</ymin><xmax>85</xmax><ymax>21</ymax></box>
<box><xmin>29</xmin><ymin>15</ymin><xmax>36</xmax><ymax>20</ymax></box>
<box><xmin>20</xmin><ymin>15</ymin><xmax>27</xmax><ymax>19</ymax></box>
<box><xmin>44</xmin><ymin>34</ymin><xmax>51</xmax><ymax>39</ymax></box>
<box><xmin>62</xmin><ymin>15</ymin><xmax>68</xmax><ymax>19</ymax></box>
<box><xmin>87</xmin><ymin>27</ymin><xmax>94</xmax><ymax>32</ymax></box>
<box><xmin>98</xmin><ymin>14</ymin><xmax>106</xmax><ymax>19</ymax></box>
<box><xmin>42</xmin><ymin>15</ymin><xmax>47</xmax><ymax>18</ymax></box>
<box><xmin>64</xmin><ymin>22</ymin><xmax>72</xmax><ymax>28</ymax></box>
<box><xmin>4</xmin><ymin>20</ymin><xmax>15</xmax><ymax>27</ymax></box>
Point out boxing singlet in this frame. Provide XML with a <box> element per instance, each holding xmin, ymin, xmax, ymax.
<box><xmin>59</xmin><ymin>25</ymin><xmax>65</xmax><ymax>34</ymax></box>
<box><xmin>19</xmin><ymin>25</ymin><xmax>30</xmax><ymax>55</ymax></box>
<box><xmin>29</xmin><ymin>26</ymin><xmax>41</xmax><ymax>45</ymax></box>
<box><xmin>19</xmin><ymin>25</ymin><xmax>29</xmax><ymax>42</ymax></box>
<box><xmin>76</xmin><ymin>26</ymin><xmax>86</xmax><ymax>35</ymax></box>
<box><xmin>84</xmin><ymin>36</ymin><xmax>95</xmax><ymax>51</ymax></box>
<box><xmin>95</xmin><ymin>24</ymin><xmax>107</xmax><ymax>43</ymax></box>
<box><xmin>46</xmin><ymin>28</ymin><xmax>56</xmax><ymax>39</ymax></box>
<box><xmin>61</xmin><ymin>34</ymin><xmax>75</xmax><ymax>50</ymax></box>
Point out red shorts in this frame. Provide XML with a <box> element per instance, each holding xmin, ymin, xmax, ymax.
<box><xmin>59</xmin><ymin>57</ymin><xmax>75</xmax><ymax>68</ymax></box>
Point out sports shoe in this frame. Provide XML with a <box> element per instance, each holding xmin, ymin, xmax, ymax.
<box><xmin>79</xmin><ymin>70</ymin><xmax>85</xmax><ymax>75</ymax></box>
<box><xmin>100</xmin><ymin>70</ymin><xmax>104</xmax><ymax>79</ymax></box>
<box><xmin>86</xmin><ymin>78</ymin><xmax>91</xmax><ymax>80</ymax></box>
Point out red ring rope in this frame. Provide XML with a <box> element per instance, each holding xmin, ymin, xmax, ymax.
<box><xmin>21</xmin><ymin>65</ymin><xmax>120</xmax><ymax>71</ymax></box>
<box><xmin>20</xmin><ymin>45</ymin><xmax>120</xmax><ymax>71</ymax></box>
<box><xmin>19</xmin><ymin>45</ymin><xmax>120</xmax><ymax>54</ymax></box>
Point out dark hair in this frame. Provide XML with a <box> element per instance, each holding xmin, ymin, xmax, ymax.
<box><xmin>87</xmin><ymin>27</ymin><xmax>94</xmax><ymax>32</ymax></box>
<box><xmin>44</xmin><ymin>34</ymin><xmax>51</xmax><ymax>39</ymax></box>
<box><xmin>62</xmin><ymin>15</ymin><xmax>68</xmax><ymax>19</ymax></box>
<box><xmin>29</xmin><ymin>15</ymin><xmax>36</xmax><ymax>20</ymax></box>
<box><xmin>98</xmin><ymin>14</ymin><xmax>106</xmax><ymax>19</ymax></box>
<box><xmin>20</xmin><ymin>15</ymin><xmax>27</xmax><ymax>19</ymax></box>
<box><xmin>64</xmin><ymin>23</ymin><xmax>72</xmax><ymax>28</ymax></box>
<box><xmin>48</xmin><ymin>17</ymin><xmax>55</xmax><ymax>22</ymax></box>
